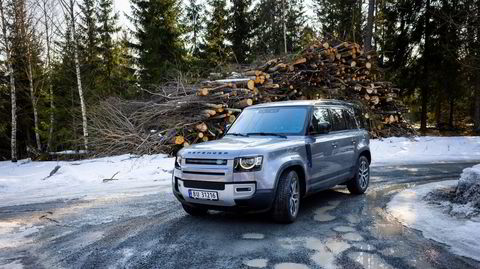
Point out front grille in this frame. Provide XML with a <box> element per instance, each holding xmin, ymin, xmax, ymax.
<box><xmin>185</xmin><ymin>158</ymin><xmax>227</xmax><ymax>165</ymax></box>
<box><xmin>182</xmin><ymin>180</ymin><xmax>225</xmax><ymax>190</ymax></box>
<box><xmin>183</xmin><ymin>171</ymin><xmax>225</xmax><ymax>176</ymax></box>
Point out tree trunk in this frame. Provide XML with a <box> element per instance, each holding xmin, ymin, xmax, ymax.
<box><xmin>449</xmin><ymin>97</ymin><xmax>454</xmax><ymax>128</ymax></box>
<box><xmin>282</xmin><ymin>0</ymin><xmax>287</xmax><ymax>54</ymax></box>
<box><xmin>435</xmin><ymin>97</ymin><xmax>441</xmax><ymax>127</ymax></box>
<box><xmin>420</xmin><ymin>0</ymin><xmax>432</xmax><ymax>133</ymax></box>
<box><xmin>68</xmin><ymin>0</ymin><xmax>89</xmax><ymax>150</ymax></box>
<box><xmin>475</xmin><ymin>83</ymin><xmax>480</xmax><ymax>133</ymax></box>
<box><xmin>364</xmin><ymin>0</ymin><xmax>375</xmax><ymax>52</ymax></box>
<box><xmin>43</xmin><ymin>0</ymin><xmax>54</xmax><ymax>152</ymax></box>
<box><xmin>0</xmin><ymin>0</ymin><xmax>17</xmax><ymax>162</ymax></box>
<box><xmin>27</xmin><ymin>47</ymin><xmax>41</xmax><ymax>151</ymax></box>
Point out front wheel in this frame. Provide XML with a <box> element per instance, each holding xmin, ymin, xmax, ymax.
<box><xmin>182</xmin><ymin>204</ymin><xmax>208</xmax><ymax>216</ymax></box>
<box><xmin>347</xmin><ymin>156</ymin><xmax>370</xmax><ymax>194</ymax></box>
<box><xmin>272</xmin><ymin>170</ymin><xmax>301</xmax><ymax>223</ymax></box>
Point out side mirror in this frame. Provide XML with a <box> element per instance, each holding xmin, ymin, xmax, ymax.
<box><xmin>225</xmin><ymin>124</ymin><xmax>232</xmax><ymax>131</ymax></box>
<box><xmin>317</xmin><ymin>122</ymin><xmax>331</xmax><ymax>134</ymax></box>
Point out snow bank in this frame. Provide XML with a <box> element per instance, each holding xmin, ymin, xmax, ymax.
<box><xmin>455</xmin><ymin>164</ymin><xmax>480</xmax><ymax>208</ymax></box>
<box><xmin>370</xmin><ymin>136</ymin><xmax>480</xmax><ymax>166</ymax></box>
<box><xmin>387</xmin><ymin>180</ymin><xmax>480</xmax><ymax>261</ymax></box>
<box><xmin>0</xmin><ymin>154</ymin><xmax>174</xmax><ymax>207</ymax></box>
<box><xmin>1</xmin><ymin>136</ymin><xmax>480</xmax><ymax>207</ymax></box>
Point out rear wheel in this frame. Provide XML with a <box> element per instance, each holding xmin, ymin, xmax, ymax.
<box><xmin>272</xmin><ymin>170</ymin><xmax>300</xmax><ymax>223</ymax></box>
<box><xmin>347</xmin><ymin>156</ymin><xmax>370</xmax><ymax>194</ymax></box>
<box><xmin>182</xmin><ymin>204</ymin><xmax>208</xmax><ymax>216</ymax></box>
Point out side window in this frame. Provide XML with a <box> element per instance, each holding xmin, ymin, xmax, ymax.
<box><xmin>343</xmin><ymin>109</ymin><xmax>358</xmax><ymax>129</ymax></box>
<box><xmin>329</xmin><ymin>108</ymin><xmax>347</xmax><ymax>131</ymax></box>
<box><xmin>310</xmin><ymin>107</ymin><xmax>331</xmax><ymax>134</ymax></box>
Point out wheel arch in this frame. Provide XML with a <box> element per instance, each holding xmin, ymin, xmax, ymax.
<box><xmin>358</xmin><ymin>149</ymin><xmax>371</xmax><ymax>164</ymax></box>
<box><xmin>274</xmin><ymin>161</ymin><xmax>307</xmax><ymax>198</ymax></box>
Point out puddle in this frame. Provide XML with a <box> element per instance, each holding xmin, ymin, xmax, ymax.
<box><xmin>242</xmin><ymin>233</ymin><xmax>265</xmax><ymax>240</ymax></box>
<box><xmin>345</xmin><ymin>214</ymin><xmax>361</xmax><ymax>224</ymax></box>
<box><xmin>348</xmin><ymin>252</ymin><xmax>394</xmax><ymax>269</ymax></box>
<box><xmin>341</xmin><ymin>232</ymin><xmax>363</xmax><ymax>241</ymax></box>
<box><xmin>371</xmin><ymin>221</ymin><xmax>405</xmax><ymax>238</ymax></box>
<box><xmin>305</xmin><ymin>237</ymin><xmax>351</xmax><ymax>269</ymax></box>
<box><xmin>313</xmin><ymin>204</ymin><xmax>338</xmax><ymax>222</ymax></box>
<box><xmin>278</xmin><ymin>237</ymin><xmax>305</xmax><ymax>250</ymax></box>
<box><xmin>274</xmin><ymin>262</ymin><xmax>310</xmax><ymax>269</ymax></box>
<box><xmin>353</xmin><ymin>243</ymin><xmax>376</xmax><ymax>251</ymax></box>
<box><xmin>244</xmin><ymin>258</ymin><xmax>268</xmax><ymax>268</ymax></box>
<box><xmin>380</xmin><ymin>246</ymin><xmax>410</xmax><ymax>258</ymax></box>
<box><xmin>311</xmin><ymin>249</ymin><xmax>335</xmax><ymax>269</ymax></box>
<box><xmin>332</xmin><ymin>226</ymin><xmax>356</xmax><ymax>233</ymax></box>
<box><xmin>325</xmin><ymin>238</ymin><xmax>351</xmax><ymax>254</ymax></box>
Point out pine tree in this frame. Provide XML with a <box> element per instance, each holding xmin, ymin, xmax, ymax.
<box><xmin>129</xmin><ymin>0</ymin><xmax>185</xmax><ymax>84</ymax></box>
<box><xmin>229</xmin><ymin>0</ymin><xmax>252</xmax><ymax>63</ymax></box>
<box><xmin>202</xmin><ymin>0</ymin><xmax>229</xmax><ymax>67</ymax></box>
<box><xmin>184</xmin><ymin>0</ymin><xmax>205</xmax><ymax>56</ymax></box>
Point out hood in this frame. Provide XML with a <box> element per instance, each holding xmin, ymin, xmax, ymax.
<box><xmin>178</xmin><ymin>136</ymin><xmax>303</xmax><ymax>158</ymax></box>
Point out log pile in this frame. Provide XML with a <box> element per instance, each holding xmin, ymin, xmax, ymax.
<box><xmin>89</xmin><ymin>39</ymin><xmax>415</xmax><ymax>156</ymax></box>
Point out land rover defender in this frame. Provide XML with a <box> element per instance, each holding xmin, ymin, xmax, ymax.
<box><xmin>172</xmin><ymin>100</ymin><xmax>371</xmax><ymax>223</ymax></box>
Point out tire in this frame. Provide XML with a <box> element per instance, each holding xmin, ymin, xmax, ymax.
<box><xmin>272</xmin><ymin>170</ymin><xmax>301</xmax><ymax>223</ymax></box>
<box><xmin>347</xmin><ymin>156</ymin><xmax>370</xmax><ymax>194</ymax></box>
<box><xmin>182</xmin><ymin>203</ymin><xmax>208</xmax><ymax>216</ymax></box>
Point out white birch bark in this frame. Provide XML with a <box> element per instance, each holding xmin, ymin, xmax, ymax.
<box><xmin>0</xmin><ymin>0</ymin><xmax>17</xmax><ymax>162</ymax></box>
<box><xmin>67</xmin><ymin>0</ymin><xmax>89</xmax><ymax>150</ymax></box>
<box><xmin>27</xmin><ymin>45</ymin><xmax>41</xmax><ymax>151</ymax></box>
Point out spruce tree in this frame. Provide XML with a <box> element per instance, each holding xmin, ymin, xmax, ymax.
<box><xmin>79</xmin><ymin>0</ymin><xmax>100</xmax><ymax>97</ymax></box>
<box><xmin>97</xmin><ymin>0</ymin><xmax>120</xmax><ymax>95</ymax></box>
<box><xmin>285</xmin><ymin>0</ymin><xmax>306</xmax><ymax>52</ymax></box>
<box><xmin>202</xmin><ymin>0</ymin><xmax>229</xmax><ymax>67</ymax></box>
<box><xmin>229</xmin><ymin>0</ymin><xmax>252</xmax><ymax>63</ymax></box>
<box><xmin>184</xmin><ymin>0</ymin><xmax>205</xmax><ymax>57</ymax></box>
<box><xmin>252</xmin><ymin>0</ymin><xmax>282</xmax><ymax>55</ymax></box>
<box><xmin>129</xmin><ymin>0</ymin><xmax>185</xmax><ymax>84</ymax></box>
<box><xmin>314</xmin><ymin>0</ymin><xmax>363</xmax><ymax>42</ymax></box>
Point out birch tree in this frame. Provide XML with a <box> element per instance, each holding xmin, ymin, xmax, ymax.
<box><xmin>0</xmin><ymin>0</ymin><xmax>17</xmax><ymax>162</ymax></box>
<box><xmin>60</xmin><ymin>0</ymin><xmax>89</xmax><ymax>150</ymax></box>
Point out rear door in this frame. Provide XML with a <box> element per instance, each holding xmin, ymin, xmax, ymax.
<box><xmin>328</xmin><ymin>107</ymin><xmax>357</xmax><ymax>180</ymax></box>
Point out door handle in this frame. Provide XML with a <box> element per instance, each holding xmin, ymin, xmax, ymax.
<box><xmin>352</xmin><ymin>140</ymin><xmax>357</xmax><ymax>145</ymax></box>
<box><xmin>331</xmin><ymin>142</ymin><xmax>338</xmax><ymax>148</ymax></box>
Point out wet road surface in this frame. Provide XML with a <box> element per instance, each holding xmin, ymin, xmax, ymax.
<box><xmin>1</xmin><ymin>162</ymin><xmax>479</xmax><ymax>269</ymax></box>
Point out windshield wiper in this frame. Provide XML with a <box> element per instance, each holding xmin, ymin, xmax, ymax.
<box><xmin>226</xmin><ymin>133</ymin><xmax>249</xmax><ymax>137</ymax></box>
<box><xmin>246</xmin><ymin>132</ymin><xmax>287</xmax><ymax>138</ymax></box>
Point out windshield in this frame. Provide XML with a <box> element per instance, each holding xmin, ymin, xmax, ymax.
<box><xmin>227</xmin><ymin>106</ymin><xmax>309</xmax><ymax>136</ymax></box>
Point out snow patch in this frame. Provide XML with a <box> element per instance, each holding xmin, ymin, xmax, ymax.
<box><xmin>244</xmin><ymin>259</ymin><xmax>268</xmax><ymax>268</ymax></box>
<box><xmin>0</xmin><ymin>154</ymin><xmax>173</xmax><ymax>207</ymax></box>
<box><xmin>455</xmin><ymin>164</ymin><xmax>480</xmax><ymax>208</ymax></box>
<box><xmin>370</xmin><ymin>136</ymin><xmax>480</xmax><ymax>166</ymax></box>
<box><xmin>387</xmin><ymin>180</ymin><xmax>480</xmax><ymax>261</ymax></box>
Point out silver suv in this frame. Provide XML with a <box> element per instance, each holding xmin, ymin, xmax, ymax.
<box><xmin>172</xmin><ymin>100</ymin><xmax>371</xmax><ymax>223</ymax></box>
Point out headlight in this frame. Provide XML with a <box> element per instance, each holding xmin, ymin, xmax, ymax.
<box><xmin>175</xmin><ymin>156</ymin><xmax>182</xmax><ymax>168</ymax></box>
<box><xmin>234</xmin><ymin>156</ymin><xmax>263</xmax><ymax>172</ymax></box>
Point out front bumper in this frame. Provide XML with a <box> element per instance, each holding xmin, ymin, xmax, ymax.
<box><xmin>173</xmin><ymin>177</ymin><xmax>275</xmax><ymax>212</ymax></box>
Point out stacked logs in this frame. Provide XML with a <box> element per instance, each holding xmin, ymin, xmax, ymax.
<box><xmin>90</xmin><ymin>39</ymin><xmax>415</xmax><ymax>156</ymax></box>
